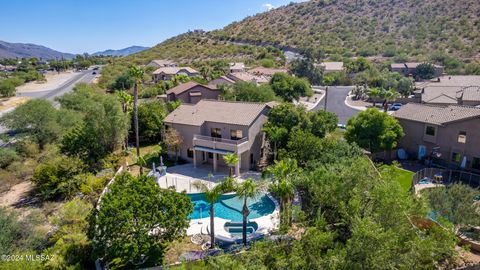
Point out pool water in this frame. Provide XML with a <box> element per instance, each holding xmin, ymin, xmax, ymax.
<box><xmin>188</xmin><ymin>193</ymin><xmax>275</xmax><ymax>221</ymax></box>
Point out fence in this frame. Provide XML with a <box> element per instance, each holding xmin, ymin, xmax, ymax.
<box><xmin>412</xmin><ymin>168</ymin><xmax>480</xmax><ymax>189</ymax></box>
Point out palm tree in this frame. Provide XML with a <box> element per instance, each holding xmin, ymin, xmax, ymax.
<box><xmin>368</xmin><ymin>87</ymin><xmax>381</xmax><ymax>107</ymax></box>
<box><xmin>193</xmin><ymin>177</ymin><xmax>236</xmax><ymax>249</ymax></box>
<box><xmin>128</xmin><ymin>66</ymin><xmax>144</xmax><ymax>174</ymax></box>
<box><xmin>117</xmin><ymin>91</ymin><xmax>133</xmax><ymax>151</ymax></box>
<box><xmin>223</xmin><ymin>153</ymin><xmax>239</xmax><ymax>177</ymax></box>
<box><xmin>383</xmin><ymin>89</ymin><xmax>400</xmax><ymax>112</ymax></box>
<box><xmin>263</xmin><ymin>159</ymin><xmax>299</xmax><ymax>226</ymax></box>
<box><xmin>263</xmin><ymin>124</ymin><xmax>287</xmax><ymax>161</ymax></box>
<box><xmin>236</xmin><ymin>178</ymin><xmax>259</xmax><ymax>246</ymax></box>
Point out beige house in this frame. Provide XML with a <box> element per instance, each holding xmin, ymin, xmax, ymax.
<box><xmin>229</xmin><ymin>62</ymin><xmax>245</xmax><ymax>73</ymax></box>
<box><xmin>146</xmin><ymin>59</ymin><xmax>178</xmax><ymax>68</ymax></box>
<box><xmin>415</xmin><ymin>76</ymin><xmax>480</xmax><ymax>106</ymax></box>
<box><xmin>319</xmin><ymin>62</ymin><xmax>344</xmax><ymax>73</ymax></box>
<box><xmin>165</xmin><ymin>81</ymin><xmax>220</xmax><ymax>104</ymax></box>
<box><xmin>393</xmin><ymin>103</ymin><xmax>480</xmax><ymax>172</ymax></box>
<box><xmin>152</xmin><ymin>67</ymin><xmax>199</xmax><ymax>82</ymax></box>
<box><xmin>248</xmin><ymin>67</ymin><xmax>288</xmax><ymax>77</ymax></box>
<box><xmin>164</xmin><ymin>100</ymin><xmax>271</xmax><ymax>174</ymax></box>
<box><xmin>208</xmin><ymin>76</ymin><xmax>235</xmax><ymax>87</ymax></box>
<box><xmin>391</xmin><ymin>62</ymin><xmax>444</xmax><ymax>78</ymax></box>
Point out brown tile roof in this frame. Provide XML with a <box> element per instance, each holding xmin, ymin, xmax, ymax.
<box><xmin>248</xmin><ymin>67</ymin><xmax>288</xmax><ymax>76</ymax></box>
<box><xmin>460</xmin><ymin>86</ymin><xmax>480</xmax><ymax>102</ymax></box>
<box><xmin>421</xmin><ymin>86</ymin><xmax>461</xmax><ymax>103</ymax></box>
<box><xmin>149</xmin><ymin>59</ymin><xmax>177</xmax><ymax>66</ymax></box>
<box><xmin>227</xmin><ymin>72</ymin><xmax>269</xmax><ymax>84</ymax></box>
<box><xmin>164</xmin><ymin>100</ymin><xmax>268</xmax><ymax>126</ymax></box>
<box><xmin>393</xmin><ymin>103</ymin><xmax>480</xmax><ymax>125</ymax></box>
<box><xmin>391</xmin><ymin>63</ymin><xmax>406</xmax><ymax>69</ymax></box>
<box><xmin>152</xmin><ymin>66</ymin><xmax>199</xmax><ymax>75</ymax></box>
<box><xmin>166</xmin><ymin>81</ymin><xmax>216</xmax><ymax>96</ymax></box>
<box><xmin>416</xmin><ymin>75</ymin><xmax>480</xmax><ymax>88</ymax></box>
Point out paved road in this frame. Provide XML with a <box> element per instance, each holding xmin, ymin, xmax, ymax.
<box><xmin>311</xmin><ymin>86</ymin><xmax>360</xmax><ymax>125</ymax></box>
<box><xmin>1</xmin><ymin>68</ymin><xmax>98</xmax><ymax>136</ymax></box>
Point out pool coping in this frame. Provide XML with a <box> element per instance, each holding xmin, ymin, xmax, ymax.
<box><xmin>186</xmin><ymin>193</ymin><xmax>280</xmax><ymax>238</ymax></box>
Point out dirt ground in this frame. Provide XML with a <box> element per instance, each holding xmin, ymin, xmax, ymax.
<box><xmin>0</xmin><ymin>96</ymin><xmax>30</xmax><ymax>111</ymax></box>
<box><xmin>0</xmin><ymin>181</ymin><xmax>33</xmax><ymax>207</ymax></box>
<box><xmin>16</xmin><ymin>71</ymin><xmax>80</xmax><ymax>92</ymax></box>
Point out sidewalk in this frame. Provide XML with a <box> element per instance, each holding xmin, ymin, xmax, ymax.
<box><xmin>296</xmin><ymin>89</ymin><xmax>325</xmax><ymax>111</ymax></box>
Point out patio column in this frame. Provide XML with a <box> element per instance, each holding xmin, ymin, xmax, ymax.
<box><xmin>213</xmin><ymin>153</ymin><xmax>217</xmax><ymax>172</ymax></box>
<box><xmin>235</xmin><ymin>155</ymin><xmax>241</xmax><ymax>176</ymax></box>
<box><xmin>193</xmin><ymin>150</ymin><xmax>197</xmax><ymax>168</ymax></box>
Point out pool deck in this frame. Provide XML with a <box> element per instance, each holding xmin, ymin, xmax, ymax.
<box><xmin>158</xmin><ymin>164</ymin><xmax>261</xmax><ymax>193</ymax></box>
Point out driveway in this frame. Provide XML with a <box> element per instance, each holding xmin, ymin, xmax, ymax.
<box><xmin>311</xmin><ymin>86</ymin><xmax>360</xmax><ymax>125</ymax></box>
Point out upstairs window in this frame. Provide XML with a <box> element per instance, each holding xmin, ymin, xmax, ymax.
<box><xmin>230</xmin><ymin>130</ymin><xmax>243</xmax><ymax>140</ymax></box>
<box><xmin>473</xmin><ymin>157</ymin><xmax>480</xmax><ymax>170</ymax></box>
<box><xmin>458</xmin><ymin>131</ymin><xmax>467</xmax><ymax>143</ymax></box>
<box><xmin>425</xmin><ymin>125</ymin><xmax>436</xmax><ymax>136</ymax></box>
<box><xmin>211</xmin><ymin>128</ymin><xmax>222</xmax><ymax>138</ymax></box>
<box><xmin>451</xmin><ymin>152</ymin><xmax>461</xmax><ymax>163</ymax></box>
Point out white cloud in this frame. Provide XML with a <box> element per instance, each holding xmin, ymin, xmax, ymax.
<box><xmin>262</xmin><ymin>3</ymin><xmax>275</xmax><ymax>11</ymax></box>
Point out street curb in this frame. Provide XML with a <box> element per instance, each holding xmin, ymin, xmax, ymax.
<box><xmin>344</xmin><ymin>91</ymin><xmax>367</xmax><ymax>111</ymax></box>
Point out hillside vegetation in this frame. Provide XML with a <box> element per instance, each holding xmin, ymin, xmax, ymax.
<box><xmin>213</xmin><ymin>0</ymin><xmax>480</xmax><ymax>61</ymax></box>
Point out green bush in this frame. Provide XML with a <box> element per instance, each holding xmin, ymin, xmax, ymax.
<box><xmin>0</xmin><ymin>148</ymin><xmax>19</xmax><ymax>168</ymax></box>
<box><xmin>0</xmin><ymin>79</ymin><xmax>16</xmax><ymax>97</ymax></box>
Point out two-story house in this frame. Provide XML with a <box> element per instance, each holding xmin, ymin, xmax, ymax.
<box><xmin>152</xmin><ymin>67</ymin><xmax>199</xmax><ymax>82</ymax></box>
<box><xmin>165</xmin><ymin>81</ymin><xmax>220</xmax><ymax>104</ymax></box>
<box><xmin>163</xmin><ymin>100</ymin><xmax>271</xmax><ymax>174</ymax></box>
<box><xmin>393</xmin><ymin>103</ymin><xmax>480</xmax><ymax>172</ymax></box>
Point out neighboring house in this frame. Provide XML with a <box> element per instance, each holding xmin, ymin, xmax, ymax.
<box><xmin>166</xmin><ymin>81</ymin><xmax>220</xmax><ymax>104</ymax></box>
<box><xmin>0</xmin><ymin>64</ymin><xmax>17</xmax><ymax>72</ymax></box>
<box><xmin>229</xmin><ymin>62</ymin><xmax>245</xmax><ymax>73</ymax></box>
<box><xmin>146</xmin><ymin>59</ymin><xmax>178</xmax><ymax>68</ymax></box>
<box><xmin>164</xmin><ymin>100</ymin><xmax>271</xmax><ymax>174</ymax></box>
<box><xmin>226</xmin><ymin>72</ymin><xmax>269</xmax><ymax>85</ymax></box>
<box><xmin>152</xmin><ymin>67</ymin><xmax>199</xmax><ymax>82</ymax></box>
<box><xmin>208</xmin><ymin>76</ymin><xmax>235</xmax><ymax>87</ymax></box>
<box><xmin>393</xmin><ymin>103</ymin><xmax>480</xmax><ymax>172</ymax></box>
<box><xmin>319</xmin><ymin>62</ymin><xmax>344</xmax><ymax>73</ymax></box>
<box><xmin>248</xmin><ymin>67</ymin><xmax>288</xmax><ymax>77</ymax></box>
<box><xmin>391</xmin><ymin>62</ymin><xmax>444</xmax><ymax>78</ymax></box>
<box><xmin>415</xmin><ymin>76</ymin><xmax>480</xmax><ymax>106</ymax></box>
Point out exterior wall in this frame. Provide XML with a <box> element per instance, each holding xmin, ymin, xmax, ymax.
<box><xmin>170</xmin><ymin>85</ymin><xmax>220</xmax><ymax>104</ymax></box>
<box><xmin>462</xmin><ymin>100</ymin><xmax>480</xmax><ymax>106</ymax></box>
<box><xmin>397</xmin><ymin>118</ymin><xmax>480</xmax><ymax>171</ymax></box>
<box><xmin>164</xmin><ymin>123</ymin><xmax>201</xmax><ymax>162</ymax></box>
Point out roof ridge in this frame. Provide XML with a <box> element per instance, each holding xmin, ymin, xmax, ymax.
<box><xmin>199</xmin><ymin>99</ymin><xmax>267</xmax><ymax>105</ymax></box>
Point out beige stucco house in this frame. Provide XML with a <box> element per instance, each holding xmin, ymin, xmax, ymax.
<box><xmin>163</xmin><ymin>100</ymin><xmax>271</xmax><ymax>174</ymax></box>
<box><xmin>165</xmin><ymin>81</ymin><xmax>220</xmax><ymax>104</ymax></box>
<box><xmin>152</xmin><ymin>67</ymin><xmax>199</xmax><ymax>82</ymax></box>
<box><xmin>390</xmin><ymin>62</ymin><xmax>444</xmax><ymax>78</ymax></box>
<box><xmin>393</xmin><ymin>103</ymin><xmax>480</xmax><ymax>172</ymax></box>
<box><xmin>146</xmin><ymin>59</ymin><xmax>178</xmax><ymax>68</ymax></box>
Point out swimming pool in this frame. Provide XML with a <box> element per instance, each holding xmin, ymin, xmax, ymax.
<box><xmin>188</xmin><ymin>193</ymin><xmax>276</xmax><ymax>221</ymax></box>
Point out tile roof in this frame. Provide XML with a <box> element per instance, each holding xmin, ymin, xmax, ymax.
<box><xmin>150</xmin><ymin>59</ymin><xmax>177</xmax><ymax>66</ymax></box>
<box><xmin>248</xmin><ymin>67</ymin><xmax>288</xmax><ymax>76</ymax></box>
<box><xmin>460</xmin><ymin>86</ymin><xmax>480</xmax><ymax>102</ymax></box>
<box><xmin>416</xmin><ymin>75</ymin><xmax>480</xmax><ymax>88</ymax></box>
<box><xmin>166</xmin><ymin>81</ymin><xmax>217</xmax><ymax>96</ymax></box>
<box><xmin>153</xmin><ymin>66</ymin><xmax>199</xmax><ymax>75</ymax></box>
<box><xmin>393</xmin><ymin>103</ymin><xmax>480</xmax><ymax>125</ymax></box>
<box><xmin>320</xmin><ymin>62</ymin><xmax>344</xmax><ymax>71</ymax></box>
<box><xmin>229</xmin><ymin>62</ymin><xmax>245</xmax><ymax>70</ymax></box>
<box><xmin>421</xmin><ymin>86</ymin><xmax>461</xmax><ymax>103</ymax></box>
<box><xmin>391</xmin><ymin>63</ymin><xmax>407</xmax><ymax>69</ymax></box>
<box><xmin>164</xmin><ymin>100</ymin><xmax>268</xmax><ymax>126</ymax></box>
<box><xmin>227</xmin><ymin>72</ymin><xmax>269</xmax><ymax>84</ymax></box>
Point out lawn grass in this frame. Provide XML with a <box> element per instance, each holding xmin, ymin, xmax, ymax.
<box><xmin>379</xmin><ymin>164</ymin><xmax>415</xmax><ymax>192</ymax></box>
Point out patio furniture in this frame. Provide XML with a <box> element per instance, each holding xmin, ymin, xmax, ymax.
<box><xmin>433</xmin><ymin>173</ymin><xmax>443</xmax><ymax>183</ymax></box>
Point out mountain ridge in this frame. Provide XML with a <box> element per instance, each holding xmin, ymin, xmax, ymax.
<box><xmin>92</xmin><ymin>46</ymin><xmax>149</xmax><ymax>57</ymax></box>
<box><xmin>0</xmin><ymin>40</ymin><xmax>75</xmax><ymax>59</ymax></box>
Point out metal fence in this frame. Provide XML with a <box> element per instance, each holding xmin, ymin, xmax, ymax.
<box><xmin>412</xmin><ymin>168</ymin><xmax>480</xmax><ymax>189</ymax></box>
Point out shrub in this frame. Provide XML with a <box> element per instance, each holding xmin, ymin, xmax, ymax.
<box><xmin>0</xmin><ymin>148</ymin><xmax>20</xmax><ymax>168</ymax></box>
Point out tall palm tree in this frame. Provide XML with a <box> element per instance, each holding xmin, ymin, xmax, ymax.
<box><xmin>383</xmin><ymin>89</ymin><xmax>400</xmax><ymax>112</ymax></box>
<box><xmin>264</xmin><ymin>158</ymin><xmax>299</xmax><ymax>226</ymax></box>
<box><xmin>263</xmin><ymin>124</ymin><xmax>287</xmax><ymax>161</ymax></box>
<box><xmin>193</xmin><ymin>177</ymin><xmax>236</xmax><ymax>249</ymax></box>
<box><xmin>223</xmin><ymin>153</ymin><xmax>239</xmax><ymax>177</ymax></box>
<box><xmin>236</xmin><ymin>178</ymin><xmax>259</xmax><ymax>246</ymax></box>
<box><xmin>117</xmin><ymin>91</ymin><xmax>133</xmax><ymax>151</ymax></box>
<box><xmin>128</xmin><ymin>66</ymin><xmax>144</xmax><ymax>174</ymax></box>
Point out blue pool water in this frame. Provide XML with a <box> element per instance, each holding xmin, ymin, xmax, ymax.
<box><xmin>188</xmin><ymin>193</ymin><xmax>276</xmax><ymax>221</ymax></box>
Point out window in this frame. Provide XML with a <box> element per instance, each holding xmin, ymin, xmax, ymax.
<box><xmin>458</xmin><ymin>131</ymin><xmax>467</xmax><ymax>143</ymax></box>
<box><xmin>187</xmin><ymin>148</ymin><xmax>194</xmax><ymax>158</ymax></box>
<box><xmin>211</xmin><ymin>128</ymin><xmax>222</xmax><ymax>138</ymax></box>
<box><xmin>230</xmin><ymin>129</ymin><xmax>243</xmax><ymax>140</ymax></box>
<box><xmin>208</xmin><ymin>152</ymin><xmax>219</xmax><ymax>159</ymax></box>
<box><xmin>451</xmin><ymin>152</ymin><xmax>461</xmax><ymax>163</ymax></box>
<box><xmin>425</xmin><ymin>125</ymin><xmax>436</xmax><ymax>136</ymax></box>
<box><xmin>473</xmin><ymin>157</ymin><xmax>480</xmax><ymax>170</ymax></box>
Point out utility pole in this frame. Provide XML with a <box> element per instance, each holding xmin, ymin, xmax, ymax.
<box><xmin>324</xmin><ymin>86</ymin><xmax>328</xmax><ymax>111</ymax></box>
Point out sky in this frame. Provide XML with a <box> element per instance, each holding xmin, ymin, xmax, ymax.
<box><xmin>0</xmin><ymin>0</ymin><xmax>301</xmax><ymax>54</ymax></box>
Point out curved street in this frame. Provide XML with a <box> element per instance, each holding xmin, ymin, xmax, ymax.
<box><xmin>311</xmin><ymin>86</ymin><xmax>360</xmax><ymax>125</ymax></box>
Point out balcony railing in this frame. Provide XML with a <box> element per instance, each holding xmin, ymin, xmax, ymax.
<box><xmin>193</xmin><ymin>134</ymin><xmax>249</xmax><ymax>153</ymax></box>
